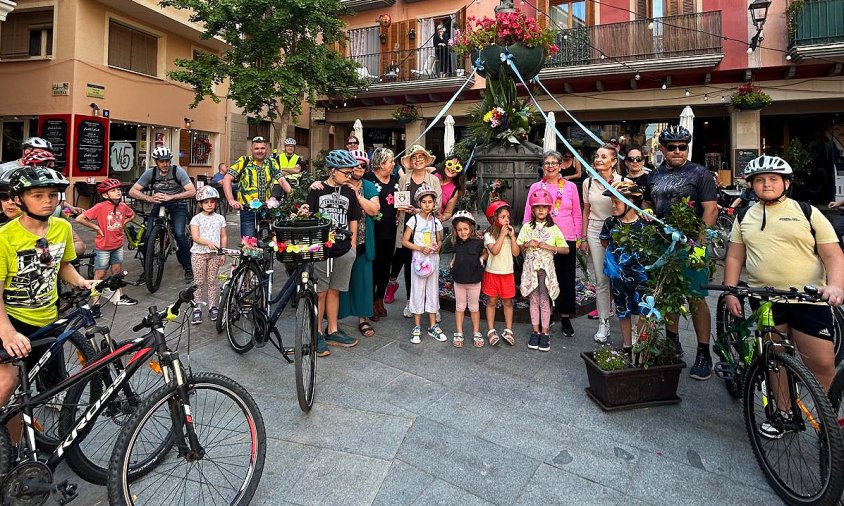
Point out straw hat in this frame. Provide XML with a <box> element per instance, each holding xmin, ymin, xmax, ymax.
<box><xmin>401</xmin><ymin>144</ymin><xmax>435</xmax><ymax>168</ymax></box>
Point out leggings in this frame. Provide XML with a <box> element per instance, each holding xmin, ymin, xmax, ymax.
<box><xmin>373</xmin><ymin>239</ymin><xmax>395</xmax><ymax>300</ymax></box>
<box><xmin>454</xmin><ymin>282</ymin><xmax>481</xmax><ymax>313</ymax></box>
<box><xmin>529</xmin><ymin>271</ymin><xmax>552</xmax><ymax>330</ymax></box>
<box><xmin>586</xmin><ymin>220</ymin><xmax>611</xmax><ymax>319</ymax></box>
<box><xmin>389</xmin><ymin>246</ymin><xmax>412</xmax><ymax>298</ymax></box>
<box><xmin>191</xmin><ymin>252</ymin><xmax>221</xmax><ymax>307</ymax></box>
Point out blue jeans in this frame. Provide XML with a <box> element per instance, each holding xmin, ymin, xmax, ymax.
<box><xmin>142</xmin><ymin>201</ymin><xmax>192</xmax><ymax>272</ymax></box>
<box><xmin>239</xmin><ymin>209</ymin><xmax>257</xmax><ymax>239</ymax></box>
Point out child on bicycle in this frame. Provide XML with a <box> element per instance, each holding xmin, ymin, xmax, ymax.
<box><xmin>724</xmin><ymin>156</ymin><xmax>844</xmax><ymax>403</ymax></box>
<box><xmin>76</xmin><ymin>178</ymin><xmax>137</xmax><ymax>315</ymax></box>
<box><xmin>189</xmin><ymin>186</ymin><xmax>227</xmax><ymax>325</ymax></box>
<box><xmin>449</xmin><ymin>210</ymin><xmax>486</xmax><ymax>348</ymax></box>
<box><xmin>402</xmin><ymin>184</ymin><xmax>445</xmax><ymax>344</ymax></box>
<box><xmin>483</xmin><ymin>200</ymin><xmax>520</xmax><ymax>346</ymax></box>
<box><xmin>517</xmin><ymin>189</ymin><xmax>567</xmax><ymax>352</ymax></box>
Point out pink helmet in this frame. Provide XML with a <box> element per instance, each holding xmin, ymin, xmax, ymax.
<box><xmin>349</xmin><ymin>149</ymin><xmax>369</xmax><ymax>167</ymax></box>
<box><xmin>528</xmin><ymin>189</ymin><xmax>553</xmax><ymax>207</ymax></box>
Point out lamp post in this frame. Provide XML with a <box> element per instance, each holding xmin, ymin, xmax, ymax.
<box><xmin>747</xmin><ymin>0</ymin><xmax>771</xmax><ymax>52</ymax></box>
<box><xmin>494</xmin><ymin>0</ymin><xmax>515</xmax><ymax>15</ymax></box>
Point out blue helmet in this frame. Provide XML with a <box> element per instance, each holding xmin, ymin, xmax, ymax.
<box><xmin>324</xmin><ymin>150</ymin><xmax>359</xmax><ymax>170</ymax></box>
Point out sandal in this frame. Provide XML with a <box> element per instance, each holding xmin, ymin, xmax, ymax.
<box><xmin>358</xmin><ymin>320</ymin><xmax>375</xmax><ymax>337</ymax></box>
<box><xmin>453</xmin><ymin>332</ymin><xmax>464</xmax><ymax>348</ymax></box>
<box><xmin>502</xmin><ymin>328</ymin><xmax>515</xmax><ymax>346</ymax></box>
<box><xmin>473</xmin><ymin>332</ymin><xmax>484</xmax><ymax>348</ymax></box>
<box><xmin>487</xmin><ymin>329</ymin><xmax>500</xmax><ymax>346</ymax></box>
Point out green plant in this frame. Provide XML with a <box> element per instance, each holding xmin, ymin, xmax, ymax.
<box><xmin>456</xmin><ymin>177</ymin><xmax>478</xmax><ymax>212</ymax></box>
<box><xmin>730</xmin><ymin>84</ymin><xmax>772</xmax><ymax>109</ymax></box>
<box><xmin>783</xmin><ymin>137</ymin><xmax>813</xmax><ymax>188</ymax></box>
<box><xmin>594</xmin><ymin>345</ymin><xmax>631</xmax><ymax>371</ymax></box>
<box><xmin>464</xmin><ymin>65</ymin><xmax>536</xmax><ymax>146</ymax></box>
<box><xmin>392</xmin><ymin>104</ymin><xmax>419</xmax><ymax>123</ymax></box>
<box><xmin>449</xmin><ymin>9</ymin><xmax>559</xmax><ymax>59</ymax></box>
<box><xmin>786</xmin><ymin>0</ymin><xmax>806</xmax><ymax>38</ymax></box>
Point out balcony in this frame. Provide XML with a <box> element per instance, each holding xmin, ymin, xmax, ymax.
<box><xmin>787</xmin><ymin>0</ymin><xmax>844</xmax><ymax>62</ymax></box>
<box><xmin>541</xmin><ymin>11</ymin><xmax>723</xmax><ymax>79</ymax></box>
<box><xmin>351</xmin><ymin>46</ymin><xmax>474</xmax><ymax>94</ymax></box>
<box><xmin>341</xmin><ymin>0</ymin><xmax>395</xmax><ymax>13</ymax></box>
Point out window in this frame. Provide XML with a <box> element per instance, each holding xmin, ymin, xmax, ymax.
<box><xmin>550</xmin><ymin>1</ymin><xmax>593</xmax><ymax>29</ymax></box>
<box><xmin>248</xmin><ymin>120</ymin><xmax>270</xmax><ymax>141</ymax></box>
<box><xmin>1</xmin><ymin>9</ymin><xmax>54</xmax><ymax>59</ymax></box>
<box><xmin>637</xmin><ymin>0</ymin><xmax>696</xmax><ymax>18</ymax></box>
<box><xmin>108</xmin><ymin>21</ymin><xmax>158</xmax><ymax>76</ymax></box>
<box><xmin>190</xmin><ymin>132</ymin><xmax>213</xmax><ymax>167</ymax></box>
<box><xmin>294</xmin><ymin>127</ymin><xmax>309</xmax><ymax>148</ymax></box>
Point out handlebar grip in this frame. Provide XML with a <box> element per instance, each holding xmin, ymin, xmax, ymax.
<box><xmin>168</xmin><ymin>286</ymin><xmax>197</xmax><ymax>317</ymax></box>
<box><xmin>700</xmin><ymin>284</ymin><xmax>730</xmax><ymax>291</ymax></box>
<box><xmin>132</xmin><ymin>321</ymin><xmax>145</xmax><ymax>332</ymax></box>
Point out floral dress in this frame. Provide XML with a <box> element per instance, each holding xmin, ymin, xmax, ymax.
<box><xmin>516</xmin><ymin>222</ymin><xmax>566</xmax><ymax>300</ymax></box>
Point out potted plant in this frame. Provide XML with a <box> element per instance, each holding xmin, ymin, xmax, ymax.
<box><xmin>581</xmin><ymin>198</ymin><xmax>713</xmax><ymax>410</ymax></box>
<box><xmin>729</xmin><ymin>84</ymin><xmax>772</xmax><ymax>111</ymax></box>
<box><xmin>392</xmin><ymin>104</ymin><xmax>419</xmax><ymax>124</ymax></box>
<box><xmin>449</xmin><ymin>9</ymin><xmax>559</xmax><ymax>81</ymax></box>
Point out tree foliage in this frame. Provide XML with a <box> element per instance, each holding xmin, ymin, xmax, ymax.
<box><xmin>160</xmin><ymin>0</ymin><xmax>362</xmax><ymax>122</ymax></box>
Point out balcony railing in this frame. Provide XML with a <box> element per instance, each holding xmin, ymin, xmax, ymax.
<box><xmin>350</xmin><ymin>46</ymin><xmax>470</xmax><ymax>85</ymax></box>
<box><xmin>789</xmin><ymin>0</ymin><xmax>844</xmax><ymax>47</ymax></box>
<box><xmin>545</xmin><ymin>11</ymin><xmax>722</xmax><ymax>68</ymax></box>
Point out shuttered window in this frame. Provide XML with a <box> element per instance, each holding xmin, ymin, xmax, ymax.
<box><xmin>108</xmin><ymin>21</ymin><xmax>158</xmax><ymax>77</ymax></box>
<box><xmin>0</xmin><ymin>9</ymin><xmax>53</xmax><ymax>59</ymax></box>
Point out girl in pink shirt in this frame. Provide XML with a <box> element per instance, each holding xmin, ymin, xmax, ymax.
<box><xmin>434</xmin><ymin>157</ymin><xmax>465</xmax><ymax>222</ymax></box>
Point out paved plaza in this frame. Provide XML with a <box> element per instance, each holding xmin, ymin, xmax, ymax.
<box><xmin>57</xmin><ymin>220</ymin><xmax>783</xmax><ymax>505</ymax></box>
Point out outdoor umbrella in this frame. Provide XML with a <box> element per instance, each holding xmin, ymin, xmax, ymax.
<box><xmin>444</xmin><ymin>115</ymin><xmax>455</xmax><ymax>157</ymax></box>
<box><xmin>679</xmin><ymin>106</ymin><xmax>694</xmax><ymax>161</ymax></box>
<box><xmin>543</xmin><ymin>111</ymin><xmax>557</xmax><ymax>152</ymax></box>
<box><xmin>353</xmin><ymin>119</ymin><xmax>364</xmax><ymax>152</ymax></box>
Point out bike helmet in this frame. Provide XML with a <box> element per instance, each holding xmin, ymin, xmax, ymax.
<box><xmin>451</xmin><ymin>210</ymin><xmax>476</xmax><ymax>226</ymax></box>
<box><xmin>528</xmin><ymin>188</ymin><xmax>553</xmax><ymax>207</ymax></box>
<box><xmin>21</xmin><ymin>148</ymin><xmax>56</xmax><ymax>166</ymax></box>
<box><xmin>350</xmin><ymin>149</ymin><xmax>369</xmax><ymax>167</ymax></box>
<box><xmin>414</xmin><ymin>183</ymin><xmax>437</xmax><ymax>203</ymax></box>
<box><xmin>485</xmin><ymin>200</ymin><xmax>511</xmax><ymax>222</ymax></box>
<box><xmin>151</xmin><ymin>146</ymin><xmax>173</xmax><ymax>161</ymax></box>
<box><xmin>97</xmin><ymin>178</ymin><xmax>123</xmax><ymax>195</ymax></box>
<box><xmin>0</xmin><ymin>168</ymin><xmax>19</xmax><ymax>194</ymax></box>
<box><xmin>602</xmin><ymin>180</ymin><xmax>644</xmax><ymax>199</ymax></box>
<box><xmin>324</xmin><ymin>149</ymin><xmax>359</xmax><ymax>170</ymax></box>
<box><xmin>10</xmin><ymin>166</ymin><xmax>69</xmax><ymax>197</ymax></box>
<box><xmin>743</xmin><ymin>155</ymin><xmax>793</xmax><ymax>181</ymax></box>
<box><xmin>658</xmin><ymin>125</ymin><xmax>692</xmax><ymax>145</ymax></box>
<box><xmin>196</xmin><ymin>185</ymin><xmax>220</xmax><ymax>201</ymax></box>
<box><xmin>283</xmin><ymin>138</ymin><xmax>296</xmax><ymax>146</ymax></box>
<box><xmin>22</xmin><ymin>136</ymin><xmax>53</xmax><ymax>152</ymax></box>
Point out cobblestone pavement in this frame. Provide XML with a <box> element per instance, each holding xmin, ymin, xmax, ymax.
<box><xmin>52</xmin><ymin>217</ymin><xmax>784</xmax><ymax>505</ymax></box>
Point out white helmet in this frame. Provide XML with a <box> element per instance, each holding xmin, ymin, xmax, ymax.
<box><xmin>451</xmin><ymin>210</ymin><xmax>476</xmax><ymax>225</ymax></box>
<box><xmin>743</xmin><ymin>155</ymin><xmax>793</xmax><ymax>181</ymax></box>
<box><xmin>22</xmin><ymin>137</ymin><xmax>53</xmax><ymax>152</ymax></box>
<box><xmin>283</xmin><ymin>138</ymin><xmax>296</xmax><ymax>146</ymax></box>
<box><xmin>196</xmin><ymin>185</ymin><xmax>220</xmax><ymax>201</ymax></box>
<box><xmin>151</xmin><ymin>146</ymin><xmax>173</xmax><ymax>161</ymax></box>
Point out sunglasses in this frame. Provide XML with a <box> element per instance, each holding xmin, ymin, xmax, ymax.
<box><xmin>347</xmin><ymin>141</ymin><xmax>359</xmax><ymax>145</ymax></box>
<box><xmin>664</xmin><ymin>144</ymin><xmax>688</xmax><ymax>152</ymax></box>
<box><xmin>251</xmin><ymin>136</ymin><xmax>266</xmax><ymax>143</ymax></box>
<box><xmin>626</xmin><ymin>156</ymin><xmax>644</xmax><ymax>163</ymax></box>
<box><xmin>35</xmin><ymin>237</ymin><xmax>52</xmax><ymax>265</ymax></box>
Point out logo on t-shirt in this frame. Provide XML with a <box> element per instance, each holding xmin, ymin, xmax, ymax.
<box><xmin>318</xmin><ymin>193</ymin><xmax>351</xmax><ymax>230</ymax></box>
<box><xmin>4</xmin><ymin>242</ymin><xmax>65</xmax><ymax>309</ymax></box>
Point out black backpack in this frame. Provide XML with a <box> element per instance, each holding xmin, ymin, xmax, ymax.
<box><xmin>736</xmin><ymin>200</ymin><xmax>816</xmax><ymax>253</ymax></box>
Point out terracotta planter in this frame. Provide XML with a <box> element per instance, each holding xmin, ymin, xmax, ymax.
<box><xmin>473</xmin><ymin>42</ymin><xmax>546</xmax><ymax>81</ymax></box>
<box><xmin>581</xmin><ymin>351</ymin><xmax>686</xmax><ymax>411</ymax></box>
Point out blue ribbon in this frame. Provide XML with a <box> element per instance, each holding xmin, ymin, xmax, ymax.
<box><xmin>473</xmin><ymin>57</ymin><xmax>485</xmax><ymax>72</ymax></box>
<box><xmin>644</xmin><ymin>226</ymin><xmax>688</xmax><ymax>271</ymax></box>
<box><xmin>639</xmin><ymin>295</ymin><xmax>663</xmax><ymax>322</ymax></box>
<box><xmin>500</xmin><ymin>51</ymin><xmax>513</xmax><ymax>64</ymax></box>
<box><xmin>705</xmin><ymin>228</ymin><xmax>719</xmax><ymax>241</ymax></box>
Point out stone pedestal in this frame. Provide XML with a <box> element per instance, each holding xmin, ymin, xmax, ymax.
<box><xmin>729</xmin><ymin>108</ymin><xmax>761</xmax><ymax>181</ymax></box>
<box><xmin>404</xmin><ymin>119</ymin><xmax>426</xmax><ymax>148</ymax></box>
<box><xmin>474</xmin><ymin>141</ymin><xmax>544</xmax><ymax>224</ymax></box>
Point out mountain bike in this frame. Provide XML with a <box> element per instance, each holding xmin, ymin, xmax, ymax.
<box><xmin>57</xmin><ymin>252</ymin><xmax>95</xmax><ymax>314</ymax></box>
<box><xmin>226</xmin><ymin>218</ymin><xmax>331</xmax><ymax>412</ymax></box>
<box><xmin>123</xmin><ymin>209</ymin><xmax>147</xmax><ymax>252</ymax></box>
<box><xmin>708</xmin><ymin>206</ymin><xmax>734</xmax><ymax>261</ymax></box>
<box><xmin>704</xmin><ymin>283</ymin><xmax>844</xmax><ymax>506</ymax></box>
<box><xmin>143</xmin><ymin>203</ymin><xmax>191</xmax><ymax>293</ymax></box>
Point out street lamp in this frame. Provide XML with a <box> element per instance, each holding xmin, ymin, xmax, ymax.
<box><xmin>748</xmin><ymin>0</ymin><xmax>771</xmax><ymax>30</ymax></box>
<box><xmin>494</xmin><ymin>0</ymin><xmax>516</xmax><ymax>15</ymax></box>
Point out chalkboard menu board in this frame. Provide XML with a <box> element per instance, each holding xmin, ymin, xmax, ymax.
<box><xmin>734</xmin><ymin>149</ymin><xmax>759</xmax><ymax>177</ymax></box>
<box><xmin>38</xmin><ymin>115</ymin><xmax>71</xmax><ymax>174</ymax></box>
<box><xmin>74</xmin><ymin>116</ymin><xmax>109</xmax><ymax>174</ymax></box>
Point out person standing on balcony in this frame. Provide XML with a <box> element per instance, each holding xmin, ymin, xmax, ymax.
<box><xmin>434</xmin><ymin>24</ymin><xmax>452</xmax><ymax>77</ymax></box>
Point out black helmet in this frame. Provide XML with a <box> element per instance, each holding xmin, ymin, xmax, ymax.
<box><xmin>0</xmin><ymin>168</ymin><xmax>20</xmax><ymax>194</ymax></box>
<box><xmin>10</xmin><ymin>166</ymin><xmax>69</xmax><ymax>197</ymax></box>
<box><xmin>658</xmin><ymin>125</ymin><xmax>692</xmax><ymax>144</ymax></box>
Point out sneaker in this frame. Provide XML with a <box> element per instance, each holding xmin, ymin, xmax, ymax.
<box><xmin>689</xmin><ymin>353</ymin><xmax>713</xmax><ymax>380</ymax></box>
<box><xmin>325</xmin><ymin>330</ymin><xmax>358</xmax><ymax>347</ymax></box>
<box><xmin>191</xmin><ymin>308</ymin><xmax>202</xmax><ymax>325</ymax></box>
<box><xmin>428</xmin><ymin>325</ymin><xmax>447</xmax><ymax>342</ymax></box>
<box><xmin>384</xmin><ymin>280</ymin><xmax>399</xmax><ymax>304</ymax></box>
<box><xmin>538</xmin><ymin>334</ymin><xmax>551</xmax><ymax>352</ymax></box>
<box><xmin>587</xmin><ymin>309</ymin><xmax>600</xmax><ymax>319</ymax></box>
<box><xmin>209</xmin><ymin>306</ymin><xmax>219</xmax><ymax>321</ymax></box>
<box><xmin>116</xmin><ymin>294</ymin><xmax>138</xmax><ymax>306</ymax></box>
<box><xmin>403</xmin><ymin>302</ymin><xmax>412</xmax><ymax>318</ymax></box>
<box><xmin>316</xmin><ymin>333</ymin><xmax>331</xmax><ymax>357</ymax></box>
<box><xmin>760</xmin><ymin>412</ymin><xmax>792</xmax><ymax>440</ymax></box>
<box><xmin>90</xmin><ymin>303</ymin><xmax>102</xmax><ymax>319</ymax></box>
<box><xmin>593</xmin><ymin>318</ymin><xmax>610</xmax><ymax>343</ymax></box>
<box><xmin>185</xmin><ymin>270</ymin><xmax>194</xmax><ymax>283</ymax></box>
<box><xmin>560</xmin><ymin>318</ymin><xmax>575</xmax><ymax>337</ymax></box>
<box><xmin>410</xmin><ymin>326</ymin><xmax>422</xmax><ymax>344</ymax></box>
<box><xmin>673</xmin><ymin>338</ymin><xmax>684</xmax><ymax>359</ymax></box>
<box><xmin>136</xmin><ymin>273</ymin><xmax>146</xmax><ymax>286</ymax></box>
<box><xmin>528</xmin><ymin>332</ymin><xmax>540</xmax><ymax>350</ymax></box>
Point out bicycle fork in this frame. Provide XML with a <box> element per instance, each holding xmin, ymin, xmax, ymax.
<box><xmin>160</xmin><ymin>351</ymin><xmax>205</xmax><ymax>460</ymax></box>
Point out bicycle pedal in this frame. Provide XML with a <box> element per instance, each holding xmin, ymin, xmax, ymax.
<box><xmin>713</xmin><ymin>361</ymin><xmax>735</xmax><ymax>380</ymax></box>
<box><xmin>53</xmin><ymin>480</ymin><xmax>78</xmax><ymax>505</ymax></box>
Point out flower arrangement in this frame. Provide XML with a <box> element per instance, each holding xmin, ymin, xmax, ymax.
<box><xmin>392</xmin><ymin>104</ymin><xmax>419</xmax><ymax>123</ymax></box>
<box><xmin>594</xmin><ymin>345</ymin><xmax>632</xmax><ymax>371</ymax></box>
<box><xmin>456</xmin><ymin>177</ymin><xmax>478</xmax><ymax>212</ymax></box>
<box><xmin>484</xmin><ymin>178</ymin><xmax>511</xmax><ymax>203</ymax></box>
<box><xmin>730</xmin><ymin>84</ymin><xmax>772</xmax><ymax>110</ymax></box>
<box><xmin>450</xmin><ymin>9</ymin><xmax>559</xmax><ymax>59</ymax></box>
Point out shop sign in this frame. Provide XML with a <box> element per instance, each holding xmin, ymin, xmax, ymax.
<box><xmin>86</xmin><ymin>83</ymin><xmax>105</xmax><ymax>99</ymax></box>
<box><xmin>734</xmin><ymin>149</ymin><xmax>759</xmax><ymax>178</ymax></box>
<box><xmin>52</xmin><ymin>82</ymin><xmax>69</xmax><ymax>96</ymax></box>
<box><xmin>38</xmin><ymin>114</ymin><xmax>71</xmax><ymax>174</ymax></box>
<box><xmin>74</xmin><ymin>115</ymin><xmax>109</xmax><ymax>175</ymax></box>
<box><xmin>110</xmin><ymin>142</ymin><xmax>135</xmax><ymax>172</ymax></box>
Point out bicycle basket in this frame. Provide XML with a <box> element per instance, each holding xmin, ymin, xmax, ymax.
<box><xmin>274</xmin><ymin>218</ymin><xmax>330</xmax><ymax>263</ymax></box>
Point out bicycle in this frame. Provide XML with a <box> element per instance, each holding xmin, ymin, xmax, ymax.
<box><xmin>143</xmin><ymin>203</ymin><xmax>192</xmax><ymax>292</ymax></box>
<box><xmin>123</xmin><ymin>209</ymin><xmax>147</xmax><ymax>252</ymax></box>
<box><xmin>225</xmin><ymin>217</ymin><xmax>331</xmax><ymax>412</ymax></box>
<box><xmin>0</xmin><ymin>286</ymin><xmax>266</xmax><ymax>506</ymax></box>
<box><xmin>708</xmin><ymin>206</ymin><xmax>734</xmax><ymax>261</ymax></box>
<box><xmin>57</xmin><ymin>252</ymin><xmax>95</xmax><ymax>314</ymax></box>
<box><xmin>704</xmin><ymin>283</ymin><xmax>844</xmax><ymax>506</ymax></box>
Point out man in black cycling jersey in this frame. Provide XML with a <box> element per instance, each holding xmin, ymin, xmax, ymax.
<box><xmin>128</xmin><ymin>146</ymin><xmax>197</xmax><ymax>283</ymax></box>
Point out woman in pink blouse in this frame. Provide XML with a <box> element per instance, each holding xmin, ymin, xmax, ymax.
<box><xmin>524</xmin><ymin>150</ymin><xmax>583</xmax><ymax>337</ymax></box>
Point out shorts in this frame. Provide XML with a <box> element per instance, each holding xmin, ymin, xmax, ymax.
<box><xmin>482</xmin><ymin>271</ymin><xmax>516</xmax><ymax>299</ymax></box>
<box><xmin>680</xmin><ymin>248</ymin><xmax>710</xmax><ymax>298</ymax></box>
<box><xmin>748</xmin><ymin>300</ymin><xmax>835</xmax><ymax>342</ymax></box>
<box><xmin>314</xmin><ymin>248</ymin><xmax>356</xmax><ymax>293</ymax></box>
<box><xmin>611</xmin><ymin>280</ymin><xmax>643</xmax><ymax>319</ymax></box>
<box><xmin>94</xmin><ymin>248</ymin><xmax>124</xmax><ymax>271</ymax></box>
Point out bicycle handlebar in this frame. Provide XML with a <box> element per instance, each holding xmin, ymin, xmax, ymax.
<box><xmin>0</xmin><ymin>337</ymin><xmax>58</xmax><ymax>364</ymax></box>
<box><xmin>131</xmin><ymin>286</ymin><xmax>197</xmax><ymax>333</ymax></box>
<box><xmin>701</xmin><ymin>284</ymin><xmax>822</xmax><ymax>303</ymax></box>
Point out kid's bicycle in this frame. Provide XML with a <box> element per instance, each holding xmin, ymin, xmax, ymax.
<box><xmin>705</xmin><ymin>283</ymin><xmax>844</xmax><ymax>506</ymax></box>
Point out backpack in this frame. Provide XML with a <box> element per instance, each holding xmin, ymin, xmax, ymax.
<box><xmin>736</xmin><ymin>200</ymin><xmax>816</xmax><ymax>253</ymax></box>
<box><xmin>149</xmin><ymin>165</ymin><xmax>179</xmax><ymax>187</ymax></box>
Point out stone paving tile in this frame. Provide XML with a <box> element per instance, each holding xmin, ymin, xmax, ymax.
<box><xmin>316</xmin><ymin>379</ymin><xmax>417</xmax><ymax>419</ymax></box>
<box><xmin>412</xmin><ymin>479</ymin><xmax>495</xmax><ymax>506</ymax></box>
<box><xmin>378</xmin><ymin>371</ymin><xmax>451</xmax><ymax>414</ymax></box>
<box><xmin>286</xmin><ymin>448</ymin><xmax>391</xmax><ymax>505</ymax></box>
<box><xmin>515</xmin><ymin>463</ymin><xmax>652</xmax><ymax>506</ymax></box>
<box><xmin>371</xmin><ymin>459</ymin><xmax>436</xmax><ymax>505</ymax></box>
<box><xmin>251</xmin><ymin>438</ymin><xmax>321</xmax><ymax>504</ymax></box>
<box><xmin>396</xmin><ymin>417</ymin><xmax>541</xmax><ymax>505</ymax></box>
<box><xmin>367</xmin><ymin>340</ymin><xmax>486</xmax><ymax>386</ymax></box>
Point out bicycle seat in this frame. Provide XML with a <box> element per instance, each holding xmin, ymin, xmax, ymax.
<box><xmin>0</xmin><ymin>337</ymin><xmax>57</xmax><ymax>364</ymax></box>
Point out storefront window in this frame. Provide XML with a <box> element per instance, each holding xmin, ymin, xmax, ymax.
<box><xmin>1</xmin><ymin>121</ymin><xmax>24</xmax><ymax>162</ymax></box>
<box><xmin>190</xmin><ymin>131</ymin><xmax>213</xmax><ymax>167</ymax></box>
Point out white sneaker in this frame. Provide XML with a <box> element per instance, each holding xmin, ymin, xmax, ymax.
<box><xmin>410</xmin><ymin>325</ymin><xmax>421</xmax><ymax>344</ymax></box>
<box><xmin>594</xmin><ymin>318</ymin><xmax>610</xmax><ymax>343</ymax></box>
<box><xmin>403</xmin><ymin>303</ymin><xmax>412</xmax><ymax>318</ymax></box>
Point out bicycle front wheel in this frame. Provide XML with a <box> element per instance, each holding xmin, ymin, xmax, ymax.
<box><xmin>215</xmin><ymin>279</ymin><xmax>231</xmax><ymax>334</ymax></box>
<box><xmin>144</xmin><ymin>224</ymin><xmax>167</xmax><ymax>293</ymax></box>
<box><xmin>744</xmin><ymin>353</ymin><xmax>844</xmax><ymax>505</ymax></box>
<box><xmin>226</xmin><ymin>261</ymin><xmax>265</xmax><ymax>354</ymax></box>
<box><xmin>107</xmin><ymin>372</ymin><xmax>266</xmax><ymax>506</ymax></box>
<box><xmin>294</xmin><ymin>291</ymin><xmax>317</xmax><ymax>412</ymax></box>
<box><xmin>715</xmin><ymin>293</ymin><xmax>746</xmax><ymax>399</ymax></box>
<box><xmin>709</xmin><ymin>213</ymin><xmax>733</xmax><ymax>260</ymax></box>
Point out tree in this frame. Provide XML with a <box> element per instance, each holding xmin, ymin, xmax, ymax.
<box><xmin>161</xmin><ymin>0</ymin><xmax>361</xmax><ymax>124</ymax></box>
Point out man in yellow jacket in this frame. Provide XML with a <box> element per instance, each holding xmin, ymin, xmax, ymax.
<box><xmin>276</xmin><ymin>138</ymin><xmax>302</xmax><ymax>177</ymax></box>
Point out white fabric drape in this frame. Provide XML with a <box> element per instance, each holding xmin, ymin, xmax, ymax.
<box><xmin>543</xmin><ymin>111</ymin><xmax>557</xmax><ymax>152</ymax></box>
<box><xmin>444</xmin><ymin>115</ymin><xmax>455</xmax><ymax>157</ymax></box>
<box><xmin>418</xmin><ymin>18</ymin><xmax>435</xmax><ymax>73</ymax></box>
<box><xmin>349</xmin><ymin>27</ymin><xmax>380</xmax><ymax>77</ymax></box>
<box><xmin>353</xmin><ymin>120</ymin><xmax>364</xmax><ymax>152</ymax></box>
<box><xmin>679</xmin><ymin>106</ymin><xmax>695</xmax><ymax>161</ymax></box>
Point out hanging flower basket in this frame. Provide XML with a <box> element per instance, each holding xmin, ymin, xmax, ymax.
<box><xmin>730</xmin><ymin>84</ymin><xmax>772</xmax><ymax>111</ymax></box>
<box><xmin>393</xmin><ymin>104</ymin><xmax>419</xmax><ymax>124</ymax></box>
<box><xmin>472</xmin><ymin>42</ymin><xmax>546</xmax><ymax>81</ymax></box>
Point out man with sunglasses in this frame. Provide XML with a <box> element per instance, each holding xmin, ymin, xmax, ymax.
<box><xmin>0</xmin><ymin>166</ymin><xmax>95</xmax><ymax>405</ymax></box>
<box><xmin>643</xmin><ymin>125</ymin><xmax>718</xmax><ymax>381</ymax></box>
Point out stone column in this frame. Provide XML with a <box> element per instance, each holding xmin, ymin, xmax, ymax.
<box><xmin>404</xmin><ymin>119</ymin><xmax>426</xmax><ymax>148</ymax></box>
<box><xmin>309</xmin><ymin>124</ymin><xmax>332</xmax><ymax>157</ymax></box>
<box><xmin>729</xmin><ymin>108</ymin><xmax>761</xmax><ymax>182</ymax></box>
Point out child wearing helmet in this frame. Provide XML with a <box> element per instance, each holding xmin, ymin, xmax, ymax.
<box><xmin>76</xmin><ymin>178</ymin><xmax>138</xmax><ymax>311</ymax></box>
<box><xmin>483</xmin><ymin>200</ymin><xmax>520</xmax><ymax>346</ymax></box>
<box><xmin>517</xmin><ymin>189</ymin><xmax>569</xmax><ymax>352</ymax></box>
<box><xmin>599</xmin><ymin>181</ymin><xmax>650</xmax><ymax>350</ymax></box>
<box><xmin>189</xmin><ymin>186</ymin><xmax>227</xmax><ymax>324</ymax></box>
<box><xmin>449</xmin><ymin>210</ymin><xmax>487</xmax><ymax>347</ymax></box>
